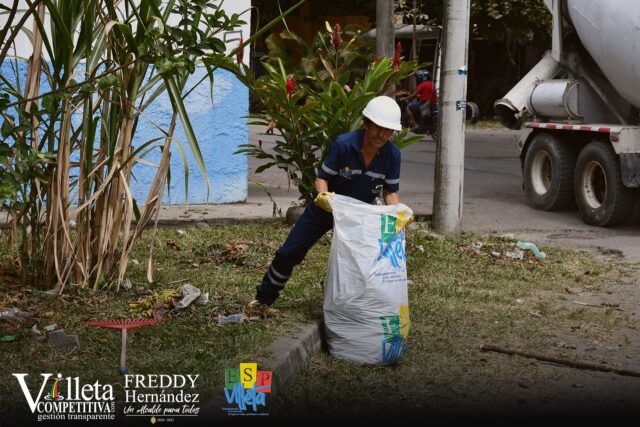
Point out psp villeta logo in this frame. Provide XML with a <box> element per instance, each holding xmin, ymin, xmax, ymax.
<box><xmin>12</xmin><ymin>373</ymin><xmax>115</xmax><ymax>422</ymax></box>
<box><xmin>223</xmin><ymin>363</ymin><xmax>272</xmax><ymax>415</ymax></box>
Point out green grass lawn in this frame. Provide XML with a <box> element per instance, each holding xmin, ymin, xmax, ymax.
<box><xmin>1</xmin><ymin>220</ymin><xmax>634</xmax><ymax>421</ymax></box>
<box><xmin>268</xmin><ymin>225</ymin><xmax>638</xmax><ymax>420</ymax></box>
<box><xmin>0</xmin><ymin>220</ymin><xmax>328</xmax><ymax>420</ymax></box>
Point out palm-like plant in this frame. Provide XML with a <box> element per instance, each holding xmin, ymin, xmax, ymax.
<box><xmin>0</xmin><ymin>0</ymin><xmax>305</xmax><ymax>292</ymax></box>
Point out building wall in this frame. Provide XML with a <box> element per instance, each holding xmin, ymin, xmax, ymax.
<box><xmin>130</xmin><ymin>66</ymin><xmax>248</xmax><ymax>205</ymax></box>
<box><xmin>0</xmin><ymin>0</ymin><xmax>251</xmax><ymax>205</ymax></box>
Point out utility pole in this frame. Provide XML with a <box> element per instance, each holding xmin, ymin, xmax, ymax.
<box><xmin>410</xmin><ymin>0</ymin><xmax>417</xmax><ymax>91</ymax></box>
<box><xmin>376</xmin><ymin>0</ymin><xmax>394</xmax><ymax>57</ymax></box>
<box><xmin>411</xmin><ymin>0</ymin><xmax>417</xmax><ymax>61</ymax></box>
<box><xmin>432</xmin><ymin>0</ymin><xmax>471</xmax><ymax>235</ymax></box>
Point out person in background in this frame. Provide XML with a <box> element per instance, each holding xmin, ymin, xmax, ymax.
<box><xmin>404</xmin><ymin>70</ymin><xmax>437</xmax><ymax>132</ymax></box>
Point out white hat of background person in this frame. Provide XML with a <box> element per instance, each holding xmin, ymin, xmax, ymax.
<box><xmin>362</xmin><ymin>96</ymin><xmax>402</xmax><ymax>131</ymax></box>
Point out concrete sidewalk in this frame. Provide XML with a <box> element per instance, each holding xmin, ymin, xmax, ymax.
<box><xmin>156</xmin><ymin>125</ymin><xmax>514</xmax><ymax>224</ymax></box>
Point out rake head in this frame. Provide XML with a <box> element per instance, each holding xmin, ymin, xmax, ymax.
<box><xmin>85</xmin><ymin>318</ymin><xmax>160</xmax><ymax>331</ymax></box>
<box><xmin>85</xmin><ymin>318</ymin><xmax>161</xmax><ymax>376</ymax></box>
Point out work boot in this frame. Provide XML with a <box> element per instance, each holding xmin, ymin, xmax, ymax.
<box><xmin>243</xmin><ymin>299</ymin><xmax>278</xmax><ymax>320</ymax></box>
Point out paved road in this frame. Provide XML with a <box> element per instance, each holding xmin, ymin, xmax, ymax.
<box><xmin>241</xmin><ymin>125</ymin><xmax>640</xmax><ymax>262</ymax></box>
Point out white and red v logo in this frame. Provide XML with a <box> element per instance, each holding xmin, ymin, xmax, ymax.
<box><xmin>12</xmin><ymin>373</ymin><xmax>53</xmax><ymax>412</ymax></box>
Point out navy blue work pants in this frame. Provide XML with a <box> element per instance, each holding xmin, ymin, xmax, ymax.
<box><xmin>256</xmin><ymin>203</ymin><xmax>333</xmax><ymax>305</ymax></box>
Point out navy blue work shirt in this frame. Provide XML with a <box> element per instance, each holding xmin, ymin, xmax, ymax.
<box><xmin>317</xmin><ymin>129</ymin><xmax>401</xmax><ymax>204</ymax></box>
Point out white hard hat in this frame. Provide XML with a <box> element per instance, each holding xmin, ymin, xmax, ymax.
<box><xmin>362</xmin><ymin>96</ymin><xmax>402</xmax><ymax>131</ymax></box>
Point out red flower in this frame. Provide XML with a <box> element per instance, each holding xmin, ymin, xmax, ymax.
<box><xmin>286</xmin><ymin>76</ymin><xmax>296</xmax><ymax>97</ymax></box>
<box><xmin>332</xmin><ymin>23</ymin><xmax>342</xmax><ymax>50</ymax></box>
<box><xmin>236</xmin><ymin>37</ymin><xmax>244</xmax><ymax>66</ymax></box>
<box><xmin>392</xmin><ymin>42</ymin><xmax>402</xmax><ymax>70</ymax></box>
<box><xmin>373</xmin><ymin>55</ymin><xmax>382</xmax><ymax>65</ymax></box>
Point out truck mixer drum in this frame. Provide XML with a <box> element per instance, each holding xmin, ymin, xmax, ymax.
<box><xmin>566</xmin><ymin>0</ymin><xmax>640</xmax><ymax>110</ymax></box>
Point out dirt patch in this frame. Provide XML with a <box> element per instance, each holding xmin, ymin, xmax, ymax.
<box><xmin>532</xmin><ymin>260</ymin><xmax>640</xmax><ymax>372</ymax></box>
<box><xmin>456</xmin><ymin>258</ymin><xmax>640</xmax><ymax>419</ymax></box>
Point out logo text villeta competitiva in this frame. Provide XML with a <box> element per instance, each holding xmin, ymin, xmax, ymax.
<box><xmin>13</xmin><ymin>373</ymin><xmax>115</xmax><ymax>422</ymax></box>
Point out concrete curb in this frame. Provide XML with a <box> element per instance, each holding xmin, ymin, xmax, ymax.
<box><xmin>258</xmin><ymin>318</ymin><xmax>325</xmax><ymax>395</ymax></box>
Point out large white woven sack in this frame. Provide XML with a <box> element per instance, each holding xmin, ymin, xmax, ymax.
<box><xmin>323</xmin><ymin>194</ymin><xmax>412</xmax><ymax>365</ymax></box>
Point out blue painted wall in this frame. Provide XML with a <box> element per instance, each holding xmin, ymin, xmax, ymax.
<box><xmin>136</xmin><ymin>67</ymin><xmax>248</xmax><ymax>204</ymax></box>
<box><xmin>1</xmin><ymin>60</ymin><xmax>248</xmax><ymax>205</ymax></box>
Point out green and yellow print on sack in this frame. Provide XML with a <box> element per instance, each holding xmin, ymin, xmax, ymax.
<box><xmin>379</xmin><ymin>305</ymin><xmax>410</xmax><ymax>364</ymax></box>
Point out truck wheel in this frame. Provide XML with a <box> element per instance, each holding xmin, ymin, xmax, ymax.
<box><xmin>465</xmin><ymin>101</ymin><xmax>479</xmax><ymax>123</ymax></box>
<box><xmin>574</xmin><ymin>141</ymin><xmax>634</xmax><ymax>226</ymax></box>
<box><xmin>523</xmin><ymin>132</ymin><xmax>576</xmax><ymax>210</ymax></box>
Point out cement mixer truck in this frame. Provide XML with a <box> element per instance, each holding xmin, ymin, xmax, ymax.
<box><xmin>495</xmin><ymin>0</ymin><xmax>640</xmax><ymax>226</ymax></box>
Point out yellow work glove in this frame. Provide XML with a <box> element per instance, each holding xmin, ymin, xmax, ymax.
<box><xmin>396</xmin><ymin>209</ymin><xmax>414</xmax><ymax>232</ymax></box>
<box><xmin>314</xmin><ymin>191</ymin><xmax>335</xmax><ymax>212</ymax></box>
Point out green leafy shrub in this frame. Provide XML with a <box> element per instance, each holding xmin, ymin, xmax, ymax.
<box><xmin>239</xmin><ymin>24</ymin><xmax>422</xmax><ymax>204</ymax></box>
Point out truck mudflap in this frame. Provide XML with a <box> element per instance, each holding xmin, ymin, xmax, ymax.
<box><xmin>620</xmin><ymin>154</ymin><xmax>640</xmax><ymax>187</ymax></box>
<box><xmin>517</xmin><ymin>127</ymin><xmax>534</xmax><ymax>158</ymax></box>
